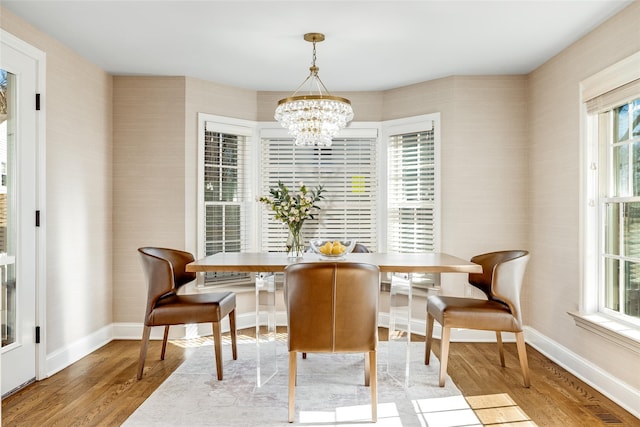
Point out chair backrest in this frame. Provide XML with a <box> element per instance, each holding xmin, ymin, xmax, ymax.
<box><xmin>352</xmin><ymin>243</ymin><xmax>370</xmax><ymax>253</ymax></box>
<box><xmin>469</xmin><ymin>250</ymin><xmax>530</xmax><ymax>324</ymax></box>
<box><xmin>284</xmin><ymin>262</ymin><xmax>380</xmax><ymax>353</ymax></box>
<box><xmin>137</xmin><ymin>247</ymin><xmax>196</xmax><ymax>318</ymax></box>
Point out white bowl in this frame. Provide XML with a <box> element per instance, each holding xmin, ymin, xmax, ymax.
<box><xmin>309</xmin><ymin>239</ymin><xmax>356</xmax><ymax>258</ymax></box>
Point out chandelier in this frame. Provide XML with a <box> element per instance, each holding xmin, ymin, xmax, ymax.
<box><xmin>274</xmin><ymin>33</ymin><xmax>354</xmax><ymax>147</ymax></box>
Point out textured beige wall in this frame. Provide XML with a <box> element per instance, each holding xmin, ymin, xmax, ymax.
<box><xmin>0</xmin><ymin>7</ymin><xmax>113</xmax><ymax>354</ymax></box>
<box><xmin>112</xmin><ymin>76</ymin><xmax>187</xmax><ymax>323</ymax></box>
<box><xmin>528</xmin><ymin>1</ymin><xmax>640</xmax><ymax>387</ymax></box>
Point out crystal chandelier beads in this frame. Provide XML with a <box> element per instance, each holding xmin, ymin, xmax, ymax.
<box><xmin>275</xmin><ymin>95</ymin><xmax>354</xmax><ymax>147</ymax></box>
<box><xmin>275</xmin><ymin>33</ymin><xmax>353</xmax><ymax>147</ymax></box>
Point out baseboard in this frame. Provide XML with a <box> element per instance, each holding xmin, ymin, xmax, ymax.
<box><xmin>46</xmin><ymin>324</ymin><xmax>113</xmax><ymax>378</ymax></box>
<box><xmin>524</xmin><ymin>326</ymin><xmax>640</xmax><ymax>419</ymax></box>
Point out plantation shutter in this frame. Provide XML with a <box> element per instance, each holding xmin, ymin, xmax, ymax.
<box><xmin>260</xmin><ymin>130</ymin><xmax>378</xmax><ymax>252</ymax></box>
<box><xmin>387</xmin><ymin>124</ymin><xmax>437</xmax><ymax>252</ymax></box>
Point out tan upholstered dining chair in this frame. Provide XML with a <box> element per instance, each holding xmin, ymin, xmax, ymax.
<box><xmin>137</xmin><ymin>247</ymin><xmax>237</xmax><ymax>380</ymax></box>
<box><xmin>284</xmin><ymin>262</ymin><xmax>380</xmax><ymax>423</ymax></box>
<box><xmin>425</xmin><ymin>250</ymin><xmax>531</xmax><ymax>387</ymax></box>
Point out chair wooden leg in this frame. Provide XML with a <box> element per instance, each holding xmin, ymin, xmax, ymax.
<box><xmin>364</xmin><ymin>352</ymin><xmax>370</xmax><ymax>386</ymax></box>
<box><xmin>515</xmin><ymin>332</ymin><xmax>531</xmax><ymax>388</ymax></box>
<box><xmin>288</xmin><ymin>351</ymin><xmax>297</xmax><ymax>423</ymax></box>
<box><xmin>496</xmin><ymin>331</ymin><xmax>505</xmax><ymax>367</ymax></box>
<box><xmin>438</xmin><ymin>326</ymin><xmax>451</xmax><ymax>387</ymax></box>
<box><xmin>369</xmin><ymin>351</ymin><xmax>377</xmax><ymax>423</ymax></box>
<box><xmin>160</xmin><ymin>325</ymin><xmax>170</xmax><ymax>360</ymax></box>
<box><xmin>137</xmin><ymin>325</ymin><xmax>152</xmax><ymax>380</ymax></box>
<box><xmin>212</xmin><ymin>321</ymin><xmax>223</xmax><ymax>380</ymax></box>
<box><xmin>425</xmin><ymin>313</ymin><xmax>435</xmax><ymax>365</ymax></box>
<box><xmin>229</xmin><ymin>310</ymin><xmax>238</xmax><ymax>360</ymax></box>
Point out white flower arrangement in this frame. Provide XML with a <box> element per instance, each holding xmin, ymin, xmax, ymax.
<box><xmin>258</xmin><ymin>181</ymin><xmax>325</xmax><ymax>228</ymax></box>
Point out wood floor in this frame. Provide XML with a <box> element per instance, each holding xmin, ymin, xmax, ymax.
<box><xmin>2</xmin><ymin>328</ymin><xmax>638</xmax><ymax>426</ymax></box>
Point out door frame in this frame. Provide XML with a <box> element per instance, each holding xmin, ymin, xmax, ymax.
<box><xmin>1</xmin><ymin>29</ymin><xmax>47</xmax><ymax>382</ymax></box>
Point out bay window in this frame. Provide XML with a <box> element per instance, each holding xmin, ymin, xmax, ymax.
<box><xmin>197</xmin><ymin>114</ymin><xmax>441</xmax><ymax>288</ymax></box>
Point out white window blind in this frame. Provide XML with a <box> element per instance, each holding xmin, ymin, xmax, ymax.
<box><xmin>387</xmin><ymin>126</ymin><xmax>437</xmax><ymax>253</ymax></box>
<box><xmin>260</xmin><ymin>135</ymin><xmax>378</xmax><ymax>252</ymax></box>
<box><xmin>586</xmin><ymin>78</ymin><xmax>640</xmax><ymax>114</ymax></box>
<box><xmin>202</xmin><ymin>121</ymin><xmax>250</xmax><ymax>284</ymax></box>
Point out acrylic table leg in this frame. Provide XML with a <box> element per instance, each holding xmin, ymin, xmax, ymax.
<box><xmin>255</xmin><ymin>272</ymin><xmax>277</xmax><ymax>387</ymax></box>
<box><xmin>387</xmin><ymin>272</ymin><xmax>412</xmax><ymax>388</ymax></box>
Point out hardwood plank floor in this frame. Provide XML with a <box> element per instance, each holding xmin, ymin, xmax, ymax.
<box><xmin>2</xmin><ymin>329</ymin><xmax>638</xmax><ymax>426</ymax></box>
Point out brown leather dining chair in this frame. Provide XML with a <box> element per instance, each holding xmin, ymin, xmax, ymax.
<box><xmin>352</xmin><ymin>243</ymin><xmax>371</xmax><ymax>253</ymax></box>
<box><xmin>425</xmin><ymin>250</ymin><xmax>531</xmax><ymax>387</ymax></box>
<box><xmin>284</xmin><ymin>262</ymin><xmax>380</xmax><ymax>423</ymax></box>
<box><xmin>137</xmin><ymin>247</ymin><xmax>237</xmax><ymax>380</ymax></box>
<box><xmin>300</xmin><ymin>242</ymin><xmax>370</xmax><ymax>360</ymax></box>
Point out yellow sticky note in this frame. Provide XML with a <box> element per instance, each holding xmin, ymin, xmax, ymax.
<box><xmin>352</xmin><ymin>176</ymin><xmax>365</xmax><ymax>193</ymax></box>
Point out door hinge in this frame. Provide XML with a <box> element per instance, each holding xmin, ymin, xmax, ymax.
<box><xmin>35</xmin><ymin>210</ymin><xmax>40</xmax><ymax>227</ymax></box>
<box><xmin>35</xmin><ymin>93</ymin><xmax>41</xmax><ymax>111</ymax></box>
<box><xmin>35</xmin><ymin>326</ymin><xmax>40</xmax><ymax>344</ymax></box>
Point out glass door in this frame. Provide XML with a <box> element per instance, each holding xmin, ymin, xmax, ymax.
<box><xmin>1</xmin><ymin>35</ymin><xmax>39</xmax><ymax>396</ymax></box>
<box><xmin>0</xmin><ymin>69</ymin><xmax>18</xmax><ymax>349</ymax></box>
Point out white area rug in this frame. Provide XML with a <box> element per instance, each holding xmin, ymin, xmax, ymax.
<box><xmin>124</xmin><ymin>340</ymin><xmax>481</xmax><ymax>426</ymax></box>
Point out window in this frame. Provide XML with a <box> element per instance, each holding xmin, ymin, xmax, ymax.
<box><xmin>198</xmin><ymin>114</ymin><xmax>252</xmax><ymax>285</ymax></box>
<box><xmin>595</xmin><ymin>96</ymin><xmax>640</xmax><ymax>321</ymax></box>
<box><xmin>580</xmin><ymin>52</ymin><xmax>640</xmax><ymax>341</ymax></box>
<box><xmin>387</xmin><ymin>124</ymin><xmax>438</xmax><ymax>252</ymax></box>
<box><xmin>385</xmin><ymin>114</ymin><xmax>441</xmax><ymax>288</ymax></box>
<box><xmin>259</xmin><ymin>128</ymin><xmax>378</xmax><ymax>251</ymax></box>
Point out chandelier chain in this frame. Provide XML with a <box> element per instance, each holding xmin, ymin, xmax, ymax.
<box><xmin>311</xmin><ymin>40</ymin><xmax>317</xmax><ymax>74</ymax></box>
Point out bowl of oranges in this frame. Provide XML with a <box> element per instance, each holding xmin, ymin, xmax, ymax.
<box><xmin>309</xmin><ymin>239</ymin><xmax>356</xmax><ymax>259</ymax></box>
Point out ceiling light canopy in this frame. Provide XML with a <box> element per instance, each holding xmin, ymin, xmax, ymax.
<box><xmin>274</xmin><ymin>33</ymin><xmax>354</xmax><ymax>147</ymax></box>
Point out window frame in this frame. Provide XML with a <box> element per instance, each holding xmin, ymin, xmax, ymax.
<box><xmin>383</xmin><ymin>113</ymin><xmax>441</xmax><ymax>289</ymax></box>
<box><xmin>383</xmin><ymin>113</ymin><xmax>441</xmax><ymax>254</ymax></box>
<box><xmin>196</xmin><ymin>113</ymin><xmax>255</xmax><ymax>286</ymax></box>
<box><xmin>577</xmin><ymin>51</ymin><xmax>640</xmax><ymax>349</ymax></box>
<box><xmin>257</xmin><ymin>123</ymin><xmax>381</xmax><ymax>251</ymax></box>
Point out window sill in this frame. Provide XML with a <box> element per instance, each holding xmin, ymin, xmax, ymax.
<box><xmin>568</xmin><ymin>311</ymin><xmax>640</xmax><ymax>354</ymax></box>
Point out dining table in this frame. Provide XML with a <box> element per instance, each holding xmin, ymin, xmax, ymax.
<box><xmin>186</xmin><ymin>251</ymin><xmax>482</xmax><ymax>387</ymax></box>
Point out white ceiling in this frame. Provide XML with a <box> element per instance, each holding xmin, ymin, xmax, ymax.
<box><xmin>2</xmin><ymin>1</ymin><xmax>634</xmax><ymax>92</ymax></box>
